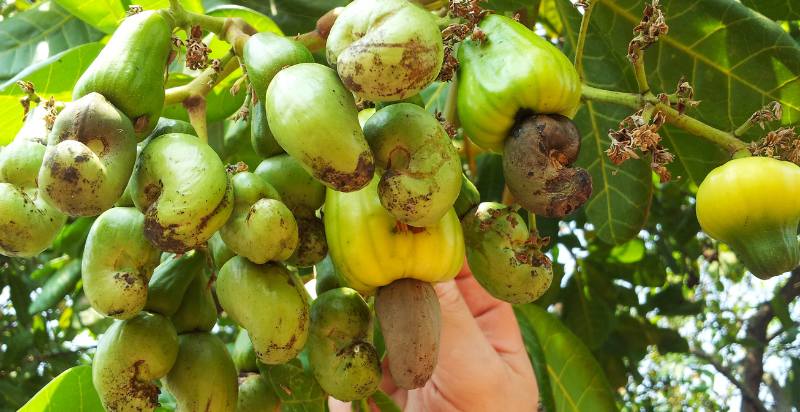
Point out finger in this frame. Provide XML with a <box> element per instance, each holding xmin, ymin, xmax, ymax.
<box><xmin>378</xmin><ymin>356</ymin><xmax>407</xmax><ymax>408</ymax></box>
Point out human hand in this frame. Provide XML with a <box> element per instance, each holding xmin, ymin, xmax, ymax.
<box><xmin>330</xmin><ymin>261</ymin><xmax>539</xmax><ymax>411</ymax></box>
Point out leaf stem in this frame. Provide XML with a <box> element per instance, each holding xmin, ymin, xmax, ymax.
<box><xmin>631</xmin><ymin>49</ymin><xmax>651</xmax><ymax>94</ymax></box>
<box><xmin>581</xmin><ymin>85</ymin><xmax>748</xmax><ymax>154</ymax></box>
<box><xmin>574</xmin><ymin>1</ymin><xmax>596</xmax><ymax>79</ymax></box>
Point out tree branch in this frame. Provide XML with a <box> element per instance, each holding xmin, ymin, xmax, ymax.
<box><xmin>690</xmin><ymin>348</ymin><xmax>768</xmax><ymax>412</ymax></box>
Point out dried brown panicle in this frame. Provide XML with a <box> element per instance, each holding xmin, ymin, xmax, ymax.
<box><xmin>185</xmin><ymin>25</ymin><xmax>211</xmax><ymax>70</ymax></box>
<box><xmin>749</xmin><ymin>127</ymin><xmax>799</xmax><ymax>164</ymax></box>
<box><xmin>627</xmin><ymin>0</ymin><xmax>668</xmax><ymax>61</ymax></box>
<box><xmin>126</xmin><ymin>5</ymin><xmax>143</xmax><ymax>16</ymax></box>
<box><xmin>437</xmin><ymin>0</ymin><xmax>489</xmax><ymax>82</ymax></box>
<box><xmin>607</xmin><ymin>108</ymin><xmax>674</xmax><ymax>182</ymax></box>
<box><xmin>17</xmin><ymin>80</ymin><xmax>37</xmax><ymax>115</ymax></box>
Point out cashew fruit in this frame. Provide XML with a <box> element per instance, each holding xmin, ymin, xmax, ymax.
<box><xmin>146</xmin><ymin>117</ymin><xmax>196</xmax><ymax>141</ymax></box>
<box><xmin>39</xmin><ymin>93</ymin><xmax>137</xmax><ymax>216</ymax></box>
<box><xmin>243</xmin><ymin>31</ymin><xmax>314</xmax><ymax>103</ymax></box>
<box><xmin>453</xmin><ymin>173</ymin><xmax>480</xmax><ymax>220</ymax></box>
<box><xmin>697</xmin><ymin>156</ymin><xmax>800</xmax><ymax>279</ymax></box>
<box><xmin>144</xmin><ymin>251</ymin><xmax>205</xmax><ymax>317</ymax></box>
<box><xmin>375</xmin><ymin>278</ymin><xmax>441</xmax><ymax>389</ymax></box>
<box><xmin>223</xmin><ymin>118</ymin><xmax>261</xmax><ymax>171</ymax></box>
<box><xmin>233</xmin><ymin>329</ymin><xmax>258</xmax><ymax>373</ymax></box>
<box><xmin>93</xmin><ymin>312</ymin><xmax>179</xmax><ymax>412</ymax></box>
<box><xmin>462</xmin><ymin>202</ymin><xmax>553</xmax><ymax>303</ymax></box>
<box><xmin>250</xmin><ymin>99</ymin><xmax>283</xmax><ymax>158</ymax></box>
<box><xmin>237</xmin><ymin>374</ymin><xmax>280</xmax><ymax>412</ymax></box>
<box><xmin>163</xmin><ymin>332</ymin><xmax>238</xmax><ymax>412</ymax></box>
<box><xmin>363</xmin><ymin>103</ymin><xmax>461</xmax><ymax>227</ymax></box>
<box><xmin>326</xmin><ymin>0</ymin><xmax>443</xmax><ymax>101</ymax></box>
<box><xmin>503</xmin><ymin>114</ymin><xmax>592</xmax><ymax>218</ymax></box>
<box><xmin>220</xmin><ymin>171</ymin><xmax>298</xmax><ymax>264</ymax></box>
<box><xmin>171</xmin><ymin>265</ymin><xmax>217</xmax><ymax>333</ymax></box>
<box><xmin>457</xmin><ymin>14</ymin><xmax>581</xmax><ymax>152</ymax></box>
<box><xmin>131</xmin><ymin>133</ymin><xmax>233</xmax><ymax>252</ymax></box>
<box><xmin>254</xmin><ymin>154</ymin><xmax>325</xmax><ymax>218</ymax></box>
<box><xmin>217</xmin><ymin>257</ymin><xmax>310</xmax><ymax>364</ymax></box>
<box><xmin>73</xmin><ymin>10</ymin><xmax>174</xmax><ymax>138</ymax></box>
<box><xmin>288</xmin><ymin>216</ymin><xmax>327</xmax><ymax>267</ymax></box>
<box><xmin>0</xmin><ymin>139</ymin><xmax>66</xmax><ymax>257</ymax></box>
<box><xmin>209</xmin><ymin>231</ymin><xmax>235</xmax><ymax>270</ymax></box>
<box><xmin>309</xmin><ymin>287</ymin><xmax>381</xmax><ymax>401</ymax></box>
<box><xmin>82</xmin><ymin>207</ymin><xmax>161</xmax><ymax>319</ymax></box>
<box><xmin>324</xmin><ymin>175</ymin><xmax>464</xmax><ymax>294</ymax></box>
<box><xmin>266</xmin><ymin>63</ymin><xmax>374</xmax><ymax>192</ymax></box>
<box><xmin>15</xmin><ymin>104</ymin><xmax>54</xmax><ymax>144</ymax></box>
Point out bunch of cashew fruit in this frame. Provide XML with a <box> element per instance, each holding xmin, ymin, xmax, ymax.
<box><xmin>0</xmin><ymin>0</ymin><xmax>594</xmax><ymax>410</ymax></box>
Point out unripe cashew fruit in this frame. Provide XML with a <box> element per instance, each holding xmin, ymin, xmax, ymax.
<box><xmin>171</xmin><ymin>265</ymin><xmax>218</xmax><ymax>333</ymax></box>
<box><xmin>39</xmin><ymin>93</ymin><xmax>137</xmax><ymax>216</ymax></box>
<box><xmin>93</xmin><ymin>312</ymin><xmax>179</xmax><ymax>412</ymax></box>
<box><xmin>82</xmin><ymin>207</ymin><xmax>161</xmax><ymax>319</ymax></box>
<box><xmin>243</xmin><ymin>31</ymin><xmax>314</xmax><ymax>103</ymax></box>
<box><xmin>209</xmin><ymin>231</ymin><xmax>235</xmax><ymax>270</ymax></box>
<box><xmin>462</xmin><ymin>202</ymin><xmax>553</xmax><ymax>304</ymax></box>
<box><xmin>220</xmin><ymin>172</ymin><xmax>298</xmax><ymax>264</ymax></box>
<box><xmin>309</xmin><ymin>288</ymin><xmax>381</xmax><ymax>401</ymax></box>
<box><xmin>314</xmin><ymin>254</ymin><xmax>345</xmax><ymax>295</ymax></box>
<box><xmin>375</xmin><ymin>279</ymin><xmax>441</xmax><ymax>389</ymax></box>
<box><xmin>453</xmin><ymin>173</ymin><xmax>480</xmax><ymax>220</ymax></box>
<box><xmin>217</xmin><ymin>257</ymin><xmax>310</xmax><ymax>364</ymax></box>
<box><xmin>73</xmin><ymin>10</ymin><xmax>174</xmax><ymax>138</ymax></box>
<box><xmin>363</xmin><ymin>103</ymin><xmax>462</xmax><ymax>226</ymax></box>
<box><xmin>326</xmin><ymin>0</ymin><xmax>444</xmax><ymax>101</ymax></box>
<box><xmin>146</xmin><ymin>117</ymin><xmax>196</xmax><ymax>141</ymax></box>
<box><xmin>223</xmin><ymin>118</ymin><xmax>261</xmax><ymax>172</ymax></box>
<box><xmin>503</xmin><ymin>114</ymin><xmax>592</xmax><ymax>218</ymax></box>
<box><xmin>131</xmin><ymin>133</ymin><xmax>233</xmax><ymax>253</ymax></box>
<box><xmin>324</xmin><ymin>175</ymin><xmax>464</xmax><ymax>295</ymax></box>
<box><xmin>250</xmin><ymin>99</ymin><xmax>284</xmax><ymax>159</ymax></box>
<box><xmin>457</xmin><ymin>14</ymin><xmax>581</xmax><ymax>152</ymax></box>
<box><xmin>163</xmin><ymin>333</ymin><xmax>238</xmax><ymax>412</ymax></box>
<box><xmin>237</xmin><ymin>374</ymin><xmax>280</xmax><ymax>412</ymax></box>
<box><xmin>697</xmin><ymin>156</ymin><xmax>800</xmax><ymax>279</ymax></box>
<box><xmin>232</xmin><ymin>329</ymin><xmax>258</xmax><ymax>373</ymax></box>
<box><xmin>266</xmin><ymin>63</ymin><xmax>374</xmax><ymax>192</ymax></box>
<box><xmin>0</xmin><ymin>139</ymin><xmax>66</xmax><ymax>257</ymax></box>
<box><xmin>288</xmin><ymin>216</ymin><xmax>328</xmax><ymax>268</ymax></box>
<box><xmin>15</xmin><ymin>104</ymin><xmax>54</xmax><ymax>144</ymax></box>
<box><xmin>145</xmin><ymin>251</ymin><xmax>205</xmax><ymax>317</ymax></box>
<box><xmin>254</xmin><ymin>154</ymin><xmax>325</xmax><ymax>218</ymax></box>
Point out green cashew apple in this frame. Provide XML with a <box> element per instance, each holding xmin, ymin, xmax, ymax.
<box><xmin>217</xmin><ymin>257</ymin><xmax>310</xmax><ymax>364</ymax></box>
<box><xmin>254</xmin><ymin>154</ymin><xmax>326</xmax><ymax>218</ymax></box>
<box><xmin>39</xmin><ymin>93</ymin><xmax>137</xmax><ymax>216</ymax></box>
<box><xmin>82</xmin><ymin>207</ymin><xmax>161</xmax><ymax>319</ymax></box>
<box><xmin>131</xmin><ymin>133</ymin><xmax>233</xmax><ymax>253</ymax></box>
<box><xmin>232</xmin><ymin>329</ymin><xmax>258</xmax><ymax>373</ymax></box>
<box><xmin>93</xmin><ymin>312</ymin><xmax>179</xmax><ymax>412</ymax></box>
<box><xmin>266</xmin><ymin>63</ymin><xmax>374</xmax><ymax>192</ymax></box>
<box><xmin>453</xmin><ymin>173</ymin><xmax>480</xmax><ymax>220</ymax></box>
<box><xmin>146</xmin><ymin>117</ymin><xmax>196</xmax><ymax>141</ymax></box>
<box><xmin>309</xmin><ymin>287</ymin><xmax>381</xmax><ymax>401</ymax></box>
<box><xmin>163</xmin><ymin>333</ymin><xmax>238</xmax><ymax>412</ymax></box>
<box><xmin>457</xmin><ymin>14</ymin><xmax>581</xmax><ymax>152</ymax></box>
<box><xmin>364</xmin><ymin>103</ymin><xmax>461</xmax><ymax>227</ymax></box>
<box><xmin>171</xmin><ymin>267</ymin><xmax>218</xmax><ymax>333</ymax></box>
<box><xmin>243</xmin><ymin>31</ymin><xmax>313</xmax><ymax>102</ymax></box>
<box><xmin>250</xmin><ymin>99</ymin><xmax>284</xmax><ymax>158</ymax></box>
<box><xmin>15</xmin><ymin>104</ymin><xmax>54</xmax><ymax>144</ymax></box>
<box><xmin>223</xmin><ymin>118</ymin><xmax>261</xmax><ymax>171</ymax></box>
<box><xmin>144</xmin><ymin>251</ymin><xmax>205</xmax><ymax>317</ymax></box>
<box><xmin>209</xmin><ymin>231</ymin><xmax>235</xmax><ymax>270</ymax></box>
<box><xmin>73</xmin><ymin>10</ymin><xmax>174</xmax><ymax>138</ymax></box>
<box><xmin>220</xmin><ymin>172</ymin><xmax>298</xmax><ymax>264</ymax></box>
<box><xmin>288</xmin><ymin>216</ymin><xmax>328</xmax><ymax>267</ymax></box>
<box><xmin>462</xmin><ymin>202</ymin><xmax>553</xmax><ymax>304</ymax></box>
<box><xmin>0</xmin><ymin>139</ymin><xmax>66</xmax><ymax>257</ymax></box>
<box><xmin>326</xmin><ymin>0</ymin><xmax>444</xmax><ymax>101</ymax></box>
<box><xmin>503</xmin><ymin>114</ymin><xmax>592</xmax><ymax>218</ymax></box>
<box><xmin>697</xmin><ymin>156</ymin><xmax>800</xmax><ymax>279</ymax></box>
<box><xmin>237</xmin><ymin>374</ymin><xmax>280</xmax><ymax>412</ymax></box>
<box><xmin>314</xmin><ymin>254</ymin><xmax>344</xmax><ymax>295</ymax></box>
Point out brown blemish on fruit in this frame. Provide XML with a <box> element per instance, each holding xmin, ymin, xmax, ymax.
<box><xmin>308</xmin><ymin>151</ymin><xmax>374</xmax><ymax>192</ymax></box>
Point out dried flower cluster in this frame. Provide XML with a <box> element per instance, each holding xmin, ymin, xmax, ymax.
<box><xmin>126</xmin><ymin>5</ymin><xmax>143</xmax><ymax>16</ymax></box>
<box><xmin>607</xmin><ymin>109</ymin><xmax>674</xmax><ymax>182</ymax></box>
<box><xmin>437</xmin><ymin>0</ymin><xmax>488</xmax><ymax>82</ymax></box>
<box><xmin>749</xmin><ymin>127</ymin><xmax>800</xmax><ymax>164</ymax></box>
<box><xmin>628</xmin><ymin>0</ymin><xmax>668</xmax><ymax>61</ymax></box>
<box><xmin>185</xmin><ymin>25</ymin><xmax>212</xmax><ymax>70</ymax></box>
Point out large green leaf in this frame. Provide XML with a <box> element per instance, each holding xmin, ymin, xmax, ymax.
<box><xmin>740</xmin><ymin>0</ymin><xmax>800</xmax><ymax>21</ymax></box>
<box><xmin>0</xmin><ymin>42</ymin><xmax>102</xmax><ymax>143</ymax></box>
<box><xmin>515</xmin><ymin>304</ymin><xmax>618</xmax><ymax>412</ymax></box>
<box><xmin>28</xmin><ymin>259</ymin><xmax>81</xmax><ymax>315</ymax></box>
<box><xmin>0</xmin><ymin>1</ymin><xmax>104</xmax><ymax>82</ymax></box>
<box><xmin>260</xmin><ymin>358</ymin><xmax>326</xmax><ymax>412</ymax></box>
<box><xmin>561</xmin><ymin>271</ymin><xmax>613</xmax><ymax>350</ymax></box>
<box><xmin>231</xmin><ymin>0</ymin><xmax>348</xmax><ymax>35</ymax></box>
<box><xmin>52</xmin><ymin>0</ymin><xmax>126</xmax><ymax>33</ymax></box>
<box><xmin>516</xmin><ymin>309</ymin><xmax>557</xmax><ymax>412</ymax></box>
<box><xmin>18</xmin><ymin>365</ymin><xmax>104</xmax><ymax>412</ymax></box>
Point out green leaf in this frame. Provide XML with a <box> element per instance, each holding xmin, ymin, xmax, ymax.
<box><xmin>789</xmin><ymin>358</ymin><xmax>800</xmax><ymax>409</ymax></box>
<box><xmin>0</xmin><ymin>1</ymin><xmax>104</xmax><ymax>82</ymax></box>
<box><xmin>134</xmin><ymin>0</ymin><xmax>204</xmax><ymax>13</ymax></box>
<box><xmin>608</xmin><ymin>239</ymin><xmax>645</xmax><ymax>264</ymax></box>
<box><xmin>260</xmin><ymin>358</ymin><xmax>326</xmax><ymax>412</ymax></box>
<box><xmin>370</xmin><ymin>390</ymin><xmax>401</xmax><ymax>412</ymax></box>
<box><xmin>29</xmin><ymin>259</ymin><xmax>81</xmax><ymax>314</ymax></box>
<box><xmin>0</xmin><ymin>42</ymin><xmax>103</xmax><ymax>144</ymax></box>
<box><xmin>8</xmin><ymin>272</ymin><xmax>33</xmax><ymax>327</ymax></box>
<box><xmin>235</xmin><ymin>0</ymin><xmax>349</xmax><ymax>35</ymax></box>
<box><xmin>642</xmin><ymin>284</ymin><xmax>703</xmax><ymax>316</ymax></box>
<box><xmin>771</xmin><ymin>292</ymin><xmax>794</xmax><ymax>329</ymax></box>
<box><xmin>740</xmin><ymin>0</ymin><xmax>800</xmax><ymax>21</ymax></box>
<box><xmin>475</xmin><ymin>153</ymin><xmax>505</xmax><ymax>203</ymax></box>
<box><xmin>51</xmin><ymin>217</ymin><xmax>96</xmax><ymax>258</ymax></box>
<box><xmin>561</xmin><ymin>270</ymin><xmax>613</xmax><ymax>350</ymax></box>
<box><xmin>19</xmin><ymin>365</ymin><xmax>104</xmax><ymax>412</ymax></box>
<box><xmin>516</xmin><ymin>308</ymin><xmax>557</xmax><ymax>412</ymax></box>
<box><xmin>515</xmin><ymin>304</ymin><xmax>618</xmax><ymax>412</ymax></box>
<box><xmin>52</xmin><ymin>0</ymin><xmax>126</xmax><ymax>33</ymax></box>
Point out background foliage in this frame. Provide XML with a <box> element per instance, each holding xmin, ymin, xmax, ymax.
<box><xmin>1</xmin><ymin>0</ymin><xmax>799</xmax><ymax>411</ymax></box>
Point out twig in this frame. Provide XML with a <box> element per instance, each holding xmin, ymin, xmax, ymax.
<box><xmin>574</xmin><ymin>0</ymin><xmax>596</xmax><ymax>79</ymax></box>
<box><xmin>690</xmin><ymin>348</ymin><xmax>768</xmax><ymax>412</ymax></box>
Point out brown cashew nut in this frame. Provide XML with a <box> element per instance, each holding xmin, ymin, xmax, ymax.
<box><xmin>503</xmin><ymin>114</ymin><xmax>592</xmax><ymax>218</ymax></box>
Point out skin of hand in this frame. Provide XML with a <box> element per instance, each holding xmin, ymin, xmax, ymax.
<box><xmin>330</xmin><ymin>261</ymin><xmax>539</xmax><ymax>411</ymax></box>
